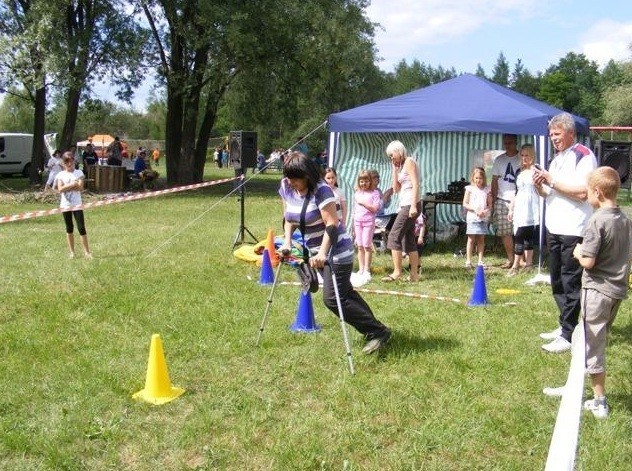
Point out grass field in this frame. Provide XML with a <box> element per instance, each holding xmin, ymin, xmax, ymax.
<box><xmin>1</xmin><ymin>167</ymin><xmax>631</xmax><ymax>470</ymax></box>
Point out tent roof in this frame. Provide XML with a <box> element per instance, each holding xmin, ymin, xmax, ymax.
<box><xmin>328</xmin><ymin>74</ymin><xmax>589</xmax><ymax>136</ymax></box>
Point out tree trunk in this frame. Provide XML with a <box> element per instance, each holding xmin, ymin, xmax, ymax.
<box><xmin>165</xmin><ymin>82</ymin><xmax>183</xmax><ymax>185</ymax></box>
<box><xmin>59</xmin><ymin>88</ymin><xmax>82</xmax><ymax>151</ymax></box>
<box><xmin>29</xmin><ymin>85</ymin><xmax>46</xmax><ymax>185</ymax></box>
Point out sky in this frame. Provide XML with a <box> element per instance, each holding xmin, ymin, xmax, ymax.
<box><xmin>119</xmin><ymin>0</ymin><xmax>631</xmax><ymax>110</ymax></box>
<box><xmin>3</xmin><ymin>0</ymin><xmax>631</xmax><ymax>112</ymax></box>
<box><xmin>366</xmin><ymin>0</ymin><xmax>632</xmax><ymax>75</ymax></box>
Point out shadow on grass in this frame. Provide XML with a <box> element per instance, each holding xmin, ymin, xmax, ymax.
<box><xmin>384</xmin><ymin>331</ymin><xmax>460</xmax><ymax>358</ymax></box>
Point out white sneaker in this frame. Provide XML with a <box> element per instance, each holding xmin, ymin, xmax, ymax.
<box><xmin>541</xmin><ymin>336</ymin><xmax>571</xmax><ymax>353</ymax></box>
<box><xmin>543</xmin><ymin>386</ymin><xmax>566</xmax><ymax>397</ymax></box>
<box><xmin>351</xmin><ymin>272</ymin><xmax>367</xmax><ymax>288</ymax></box>
<box><xmin>539</xmin><ymin>327</ymin><xmax>562</xmax><ymax>340</ymax></box>
<box><xmin>363</xmin><ymin>272</ymin><xmax>372</xmax><ymax>283</ymax></box>
<box><xmin>583</xmin><ymin>398</ymin><xmax>609</xmax><ymax>419</ymax></box>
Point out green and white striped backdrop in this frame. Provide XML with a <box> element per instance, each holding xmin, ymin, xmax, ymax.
<box><xmin>330</xmin><ymin>132</ymin><xmax>533</xmax><ymax>230</ymax></box>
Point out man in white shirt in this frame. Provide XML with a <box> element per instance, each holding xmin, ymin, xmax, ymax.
<box><xmin>534</xmin><ymin>112</ymin><xmax>597</xmax><ymax>353</ymax></box>
<box><xmin>491</xmin><ymin>134</ymin><xmax>521</xmax><ymax>268</ymax></box>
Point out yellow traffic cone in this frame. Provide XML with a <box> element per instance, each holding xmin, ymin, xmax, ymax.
<box><xmin>265</xmin><ymin>229</ymin><xmax>279</xmax><ymax>267</ymax></box>
<box><xmin>132</xmin><ymin>334</ymin><xmax>185</xmax><ymax>405</ymax></box>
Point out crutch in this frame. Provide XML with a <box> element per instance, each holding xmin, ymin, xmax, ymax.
<box><xmin>325</xmin><ymin>226</ymin><xmax>355</xmax><ymax>375</ymax></box>
<box><xmin>256</xmin><ymin>249</ymin><xmax>290</xmax><ymax>346</ymax></box>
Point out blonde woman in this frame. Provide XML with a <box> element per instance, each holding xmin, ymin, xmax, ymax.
<box><xmin>382</xmin><ymin>140</ymin><xmax>421</xmax><ymax>282</ymax></box>
<box><xmin>507</xmin><ymin>144</ymin><xmax>540</xmax><ymax>276</ymax></box>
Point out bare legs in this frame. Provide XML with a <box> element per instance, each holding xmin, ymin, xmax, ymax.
<box><xmin>501</xmin><ymin>234</ymin><xmax>514</xmax><ymax>265</ymax></box>
<box><xmin>66</xmin><ymin>233</ymin><xmax>91</xmax><ymax>258</ymax></box>
<box><xmin>388</xmin><ymin>248</ymin><xmax>419</xmax><ymax>281</ymax></box>
<box><xmin>466</xmin><ymin>235</ymin><xmax>485</xmax><ymax>266</ymax></box>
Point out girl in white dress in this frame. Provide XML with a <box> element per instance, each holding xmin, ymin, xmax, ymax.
<box><xmin>462</xmin><ymin>167</ymin><xmax>492</xmax><ymax>268</ymax></box>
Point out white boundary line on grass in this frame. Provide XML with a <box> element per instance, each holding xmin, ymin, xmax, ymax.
<box><xmin>278</xmin><ymin>281</ymin><xmax>463</xmax><ymax>304</ymax></box>
<box><xmin>545</xmin><ymin>321</ymin><xmax>585</xmax><ymax>471</ymax></box>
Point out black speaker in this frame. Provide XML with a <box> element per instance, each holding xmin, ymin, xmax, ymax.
<box><xmin>229</xmin><ymin>131</ymin><xmax>257</xmax><ymax>169</ymax></box>
<box><xmin>595</xmin><ymin>140</ymin><xmax>632</xmax><ymax>190</ymax></box>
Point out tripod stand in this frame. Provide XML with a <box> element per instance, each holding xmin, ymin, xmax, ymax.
<box><xmin>232</xmin><ymin>174</ymin><xmax>258</xmax><ymax>250</ymax></box>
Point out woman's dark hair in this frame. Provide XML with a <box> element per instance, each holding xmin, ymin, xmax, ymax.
<box><xmin>283</xmin><ymin>151</ymin><xmax>323</xmax><ymax>194</ymax></box>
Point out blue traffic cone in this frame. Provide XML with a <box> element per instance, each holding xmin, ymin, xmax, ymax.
<box><xmin>290</xmin><ymin>291</ymin><xmax>321</xmax><ymax>332</ymax></box>
<box><xmin>259</xmin><ymin>249</ymin><xmax>275</xmax><ymax>285</ymax></box>
<box><xmin>468</xmin><ymin>264</ymin><xmax>489</xmax><ymax>306</ymax></box>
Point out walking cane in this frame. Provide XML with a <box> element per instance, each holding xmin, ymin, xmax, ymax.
<box><xmin>256</xmin><ymin>249</ymin><xmax>290</xmax><ymax>346</ymax></box>
<box><xmin>325</xmin><ymin>226</ymin><xmax>355</xmax><ymax>375</ymax></box>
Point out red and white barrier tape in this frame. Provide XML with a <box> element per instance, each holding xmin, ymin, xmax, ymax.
<box><xmin>0</xmin><ymin>176</ymin><xmax>238</xmax><ymax>225</ymax></box>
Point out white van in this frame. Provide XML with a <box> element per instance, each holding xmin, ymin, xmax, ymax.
<box><xmin>0</xmin><ymin>133</ymin><xmax>57</xmax><ymax>177</ymax></box>
<box><xmin>0</xmin><ymin>133</ymin><xmax>33</xmax><ymax>176</ymax></box>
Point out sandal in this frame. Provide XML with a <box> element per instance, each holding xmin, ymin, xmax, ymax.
<box><xmin>406</xmin><ymin>276</ymin><xmax>419</xmax><ymax>282</ymax></box>
<box><xmin>500</xmin><ymin>261</ymin><xmax>513</xmax><ymax>269</ymax></box>
<box><xmin>381</xmin><ymin>275</ymin><xmax>400</xmax><ymax>282</ymax></box>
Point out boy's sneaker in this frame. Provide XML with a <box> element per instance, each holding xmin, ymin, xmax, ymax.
<box><xmin>540</xmin><ymin>327</ymin><xmax>562</xmax><ymax>340</ymax></box>
<box><xmin>362</xmin><ymin>329</ymin><xmax>392</xmax><ymax>355</ymax></box>
<box><xmin>583</xmin><ymin>398</ymin><xmax>609</xmax><ymax>419</ymax></box>
<box><xmin>541</xmin><ymin>336</ymin><xmax>571</xmax><ymax>353</ymax></box>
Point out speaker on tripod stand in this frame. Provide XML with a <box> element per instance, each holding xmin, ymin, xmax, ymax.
<box><xmin>595</xmin><ymin>140</ymin><xmax>632</xmax><ymax>190</ymax></box>
<box><xmin>229</xmin><ymin>131</ymin><xmax>259</xmax><ymax>248</ymax></box>
<box><xmin>229</xmin><ymin>131</ymin><xmax>258</xmax><ymax>170</ymax></box>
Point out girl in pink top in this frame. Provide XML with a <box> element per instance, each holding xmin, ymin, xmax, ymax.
<box><xmin>353</xmin><ymin>170</ymin><xmax>381</xmax><ymax>284</ymax></box>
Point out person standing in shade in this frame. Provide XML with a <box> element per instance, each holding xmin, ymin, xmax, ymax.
<box><xmin>381</xmin><ymin>140</ymin><xmax>421</xmax><ymax>282</ymax></box>
<box><xmin>491</xmin><ymin>134</ymin><xmax>520</xmax><ymax>269</ymax></box>
<box><xmin>534</xmin><ymin>112</ymin><xmax>597</xmax><ymax>353</ymax></box>
<box><xmin>81</xmin><ymin>143</ymin><xmax>99</xmax><ymax>171</ymax></box>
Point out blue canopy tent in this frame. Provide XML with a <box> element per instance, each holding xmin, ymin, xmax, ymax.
<box><xmin>327</xmin><ymin>74</ymin><xmax>589</xmax><ymax>198</ymax></box>
<box><xmin>328</xmin><ymin>73</ymin><xmax>589</xmax><ymax>135</ymax></box>
<box><xmin>326</xmin><ymin>74</ymin><xmax>589</xmax><ymax>272</ymax></box>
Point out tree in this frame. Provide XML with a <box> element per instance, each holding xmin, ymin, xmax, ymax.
<box><xmin>491</xmin><ymin>52</ymin><xmax>509</xmax><ymax>86</ymax></box>
<box><xmin>510</xmin><ymin>59</ymin><xmax>540</xmax><ymax>98</ymax></box>
<box><xmin>475</xmin><ymin>64</ymin><xmax>486</xmax><ymax>79</ymax></box>
<box><xmin>219</xmin><ymin>0</ymin><xmax>385</xmax><ymax>153</ymax></box>
<box><xmin>386</xmin><ymin>60</ymin><xmax>456</xmax><ymax>96</ymax></box>
<box><xmin>0</xmin><ymin>88</ymin><xmax>35</xmax><ymax>131</ymax></box>
<box><xmin>539</xmin><ymin>52</ymin><xmax>602</xmax><ymax>120</ymax></box>
<box><xmin>141</xmin><ymin>0</ymin><xmax>383</xmax><ymax>184</ymax></box>
<box><xmin>47</xmin><ymin>0</ymin><xmax>150</xmax><ymax>150</ymax></box>
<box><xmin>602</xmin><ymin>60</ymin><xmax>632</xmax><ymax>125</ymax></box>
<box><xmin>0</xmin><ymin>0</ymin><xmax>59</xmax><ymax>184</ymax></box>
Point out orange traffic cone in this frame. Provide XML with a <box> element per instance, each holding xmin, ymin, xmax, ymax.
<box><xmin>265</xmin><ymin>229</ymin><xmax>279</xmax><ymax>267</ymax></box>
<box><xmin>132</xmin><ymin>334</ymin><xmax>185</xmax><ymax>405</ymax></box>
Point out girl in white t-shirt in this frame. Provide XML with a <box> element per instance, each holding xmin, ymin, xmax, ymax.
<box><xmin>462</xmin><ymin>166</ymin><xmax>492</xmax><ymax>268</ymax></box>
<box><xmin>56</xmin><ymin>152</ymin><xmax>92</xmax><ymax>259</ymax></box>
